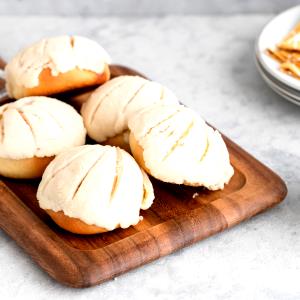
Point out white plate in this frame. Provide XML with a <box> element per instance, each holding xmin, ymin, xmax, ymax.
<box><xmin>255</xmin><ymin>57</ymin><xmax>300</xmax><ymax>106</ymax></box>
<box><xmin>256</xmin><ymin>56</ymin><xmax>300</xmax><ymax>103</ymax></box>
<box><xmin>255</xmin><ymin>55</ymin><xmax>300</xmax><ymax>100</ymax></box>
<box><xmin>269</xmin><ymin>84</ymin><xmax>300</xmax><ymax>106</ymax></box>
<box><xmin>256</xmin><ymin>5</ymin><xmax>300</xmax><ymax>90</ymax></box>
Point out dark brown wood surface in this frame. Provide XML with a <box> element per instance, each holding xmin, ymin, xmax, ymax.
<box><xmin>0</xmin><ymin>63</ymin><xmax>287</xmax><ymax>288</ymax></box>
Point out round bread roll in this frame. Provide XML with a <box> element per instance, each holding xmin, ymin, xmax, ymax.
<box><xmin>5</xmin><ymin>35</ymin><xmax>111</xmax><ymax>99</ymax></box>
<box><xmin>81</xmin><ymin>75</ymin><xmax>178</xmax><ymax>150</ymax></box>
<box><xmin>37</xmin><ymin>145</ymin><xmax>154</xmax><ymax>234</ymax></box>
<box><xmin>0</xmin><ymin>96</ymin><xmax>86</xmax><ymax>178</ymax></box>
<box><xmin>128</xmin><ymin>104</ymin><xmax>234</xmax><ymax>190</ymax></box>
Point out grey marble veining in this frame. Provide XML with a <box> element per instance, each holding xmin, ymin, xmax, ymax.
<box><xmin>0</xmin><ymin>0</ymin><xmax>299</xmax><ymax>16</ymax></box>
<box><xmin>0</xmin><ymin>15</ymin><xmax>299</xmax><ymax>300</ymax></box>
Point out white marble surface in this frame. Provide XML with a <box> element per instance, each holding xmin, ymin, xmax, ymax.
<box><xmin>0</xmin><ymin>0</ymin><xmax>299</xmax><ymax>16</ymax></box>
<box><xmin>0</xmin><ymin>15</ymin><xmax>299</xmax><ymax>300</ymax></box>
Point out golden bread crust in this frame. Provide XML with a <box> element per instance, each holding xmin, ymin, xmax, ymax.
<box><xmin>10</xmin><ymin>64</ymin><xmax>110</xmax><ymax>99</ymax></box>
<box><xmin>0</xmin><ymin>156</ymin><xmax>54</xmax><ymax>179</ymax></box>
<box><xmin>129</xmin><ymin>133</ymin><xmax>151</xmax><ymax>173</ymax></box>
<box><xmin>46</xmin><ymin>209</ymin><xmax>110</xmax><ymax>235</ymax></box>
<box><xmin>103</xmin><ymin>130</ymin><xmax>131</xmax><ymax>153</ymax></box>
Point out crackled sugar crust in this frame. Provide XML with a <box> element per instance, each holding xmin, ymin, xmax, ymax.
<box><xmin>81</xmin><ymin>75</ymin><xmax>179</xmax><ymax>144</ymax></box>
<box><xmin>128</xmin><ymin>104</ymin><xmax>234</xmax><ymax>190</ymax></box>
<box><xmin>0</xmin><ymin>96</ymin><xmax>86</xmax><ymax>160</ymax></box>
<box><xmin>5</xmin><ymin>35</ymin><xmax>111</xmax><ymax>98</ymax></box>
<box><xmin>37</xmin><ymin>145</ymin><xmax>154</xmax><ymax>230</ymax></box>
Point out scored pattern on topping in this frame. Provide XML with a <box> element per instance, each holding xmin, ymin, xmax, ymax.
<box><xmin>161</xmin><ymin>125</ymin><xmax>172</xmax><ymax>136</ymax></box>
<box><xmin>162</xmin><ymin>121</ymin><xmax>195</xmax><ymax>162</ymax></box>
<box><xmin>70</xmin><ymin>36</ymin><xmax>74</xmax><ymax>48</ymax></box>
<box><xmin>160</xmin><ymin>86</ymin><xmax>173</xmax><ymax>101</ymax></box>
<box><xmin>160</xmin><ymin>86</ymin><xmax>165</xmax><ymax>100</ymax></box>
<box><xmin>140</xmin><ymin>108</ymin><xmax>181</xmax><ymax>141</ymax></box>
<box><xmin>71</xmin><ymin>149</ymin><xmax>107</xmax><ymax>202</ymax></box>
<box><xmin>121</xmin><ymin>81</ymin><xmax>148</xmax><ymax>113</ymax></box>
<box><xmin>89</xmin><ymin>77</ymin><xmax>130</xmax><ymax>124</ymax></box>
<box><xmin>16</xmin><ymin>107</ymin><xmax>63</xmax><ymax>147</ymax></box>
<box><xmin>43</xmin><ymin>110</ymin><xmax>64</xmax><ymax>130</ymax></box>
<box><xmin>39</xmin><ymin>147</ymin><xmax>97</xmax><ymax>194</ymax></box>
<box><xmin>199</xmin><ymin>138</ymin><xmax>210</xmax><ymax>163</ymax></box>
<box><xmin>0</xmin><ymin>97</ymin><xmax>86</xmax><ymax>159</ymax></box>
<box><xmin>18</xmin><ymin>39</ymin><xmax>52</xmax><ymax>78</ymax></box>
<box><xmin>110</xmin><ymin>148</ymin><xmax>124</xmax><ymax>202</ymax></box>
<box><xmin>17</xmin><ymin>110</ymin><xmax>37</xmax><ymax>148</ymax></box>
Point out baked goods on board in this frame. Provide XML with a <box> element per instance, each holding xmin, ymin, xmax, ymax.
<box><xmin>5</xmin><ymin>35</ymin><xmax>111</xmax><ymax>99</ymax></box>
<box><xmin>129</xmin><ymin>104</ymin><xmax>234</xmax><ymax>190</ymax></box>
<box><xmin>0</xmin><ymin>34</ymin><xmax>234</xmax><ymax>235</ymax></box>
<box><xmin>81</xmin><ymin>75</ymin><xmax>178</xmax><ymax>151</ymax></box>
<box><xmin>0</xmin><ymin>96</ymin><xmax>86</xmax><ymax>178</ymax></box>
<box><xmin>37</xmin><ymin>145</ymin><xmax>154</xmax><ymax>234</ymax></box>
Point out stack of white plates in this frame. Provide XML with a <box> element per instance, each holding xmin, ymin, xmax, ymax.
<box><xmin>255</xmin><ymin>5</ymin><xmax>300</xmax><ymax>106</ymax></box>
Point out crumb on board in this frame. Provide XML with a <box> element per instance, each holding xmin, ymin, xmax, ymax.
<box><xmin>192</xmin><ymin>192</ymin><xmax>199</xmax><ymax>199</ymax></box>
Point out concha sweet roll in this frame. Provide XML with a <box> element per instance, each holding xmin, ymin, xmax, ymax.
<box><xmin>128</xmin><ymin>104</ymin><xmax>234</xmax><ymax>190</ymax></box>
<box><xmin>37</xmin><ymin>144</ymin><xmax>154</xmax><ymax>234</ymax></box>
<box><xmin>5</xmin><ymin>35</ymin><xmax>111</xmax><ymax>99</ymax></box>
<box><xmin>81</xmin><ymin>75</ymin><xmax>178</xmax><ymax>151</ymax></box>
<box><xmin>0</xmin><ymin>96</ymin><xmax>86</xmax><ymax>178</ymax></box>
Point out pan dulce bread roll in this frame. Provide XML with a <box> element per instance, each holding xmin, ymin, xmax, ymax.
<box><xmin>128</xmin><ymin>104</ymin><xmax>234</xmax><ymax>190</ymax></box>
<box><xmin>0</xmin><ymin>96</ymin><xmax>86</xmax><ymax>178</ymax></box>
<box><xmin>5</xmin><ymin>35</ymin><xmax>111</xmax><ymax>99</ymax></box>
<box><xmin>81</xmin><ymin>75</ymin><xmax>178</xmax><ymax>150</ymax></box>
<box><xmin>37</xmin><ymin>145</ymin><xmax>154</xmax><ymax>234</ymax></box>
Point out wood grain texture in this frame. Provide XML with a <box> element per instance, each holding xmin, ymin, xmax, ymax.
<box><xmin>0</xmin><ymin>63</ymin><xmax>287</xmax><ymax>288</ymax></box>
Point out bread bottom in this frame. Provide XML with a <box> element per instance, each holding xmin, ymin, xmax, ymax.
<box><xmin>103</xmin><ymin>130</ymin><xmax>131</xmax><ymax>153</ymax></box>
<box><xmin>129</xmin><ymin>133</ymin><xmax>151</xmax><ymax>173</ymax></box>
<box><xmin>0</xmin><ymin>156</ymin><xmax>54</xmax><ymax>179</ymax></box>
<box><xmin>46</xmin><ymin>210</ymin><xmax>109</xmax><ymax>235</ymax></box>
<box><xmin>9</xmin><ymin>64</ymin><xmax>110</xmax><ymax>99</ymax></box>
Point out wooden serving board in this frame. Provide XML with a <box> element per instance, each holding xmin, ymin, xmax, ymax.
<box><xmin>0</xmin><ymin>62</ymin><xmax>287</xmax><ymax>288</ymax></box>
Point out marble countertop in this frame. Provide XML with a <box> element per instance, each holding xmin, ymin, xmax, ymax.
<box><xmin>0</xmin><ymin>15</ymin><xmax>299</xmax><ymax>300</ymax></box>
<box><xmin>0</xmin><ymin>0</ymin><xmax>298</xmax><ymax>15</ymax></box>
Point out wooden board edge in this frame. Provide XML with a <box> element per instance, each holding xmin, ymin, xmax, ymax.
<box><xmin>0</xmin><ymin>135</ymin><xmax>288</xmax><ymax>288</ymax></box>
<box><xmin>71</xmin><ymin>140</ymin><xmax>288</xmax><ymax>287</ymax></box>
<box><xmin>0</xmin><ymin>181</ymin><xmax>91</xmax><ymax>287</ymax></box>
